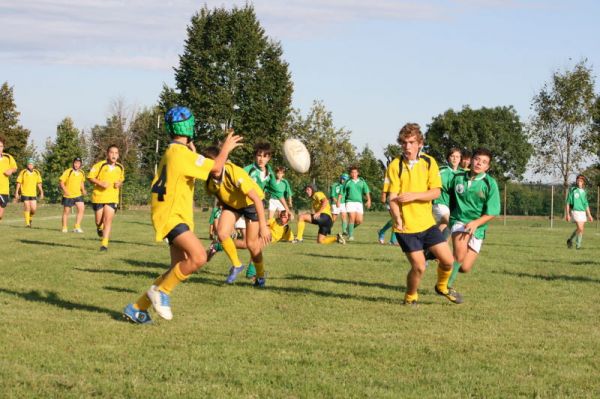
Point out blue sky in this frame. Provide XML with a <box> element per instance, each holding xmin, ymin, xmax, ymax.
<box><xmin>1</xmin><ymin>0</ymin><xmax>599</xmax><ymax>177</ymax></box>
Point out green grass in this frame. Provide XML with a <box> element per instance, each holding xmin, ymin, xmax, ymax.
<box><xmin>1</xmin><ymin>205</ymin><xmax>599</xmax><ymax>398</ymax></box>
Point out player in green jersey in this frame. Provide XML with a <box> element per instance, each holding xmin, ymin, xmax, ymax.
<box><xmin>343</xmin><ymin>166</ymin><xmax>371</xmax><ymax>241</ymax></box>
<box><xmin>267</xmin><ymin>166</ymin><xmax>293</xmax><ymax>220</ymax></box>
<box><xmin>447</xmin><ymin>148</ymin><xmax>501</xmax><ymax>289</ymax></box>
<box><xmin>329</xmin><ymin>173</ymin><xmax>349</xmax><ymax>233</ymax></box>
<box><xmin>566</xmin><ymin>174</ymin><xmax>593</xmax><ymax>249</ymax></box>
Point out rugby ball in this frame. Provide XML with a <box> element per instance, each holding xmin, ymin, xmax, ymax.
<box><xmin>283</xmin><ymin>138</ymin><xmax>310</xmax><ymax>173</ymax></box>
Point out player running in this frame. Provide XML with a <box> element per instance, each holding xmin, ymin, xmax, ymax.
<box><xmin>15</xmin><ymin>158</ymin><xmax>44</xmax><ymax>227</ymax></box>
<box><xmin>343</xmin><ymin>166</ymin><xmax>371</xmax><ymax>241</ymax></box>
<box><xmin>566</xmin><ymin>174</ymin><xmax>594</xmax><ymax>250</ymax></box>
<box><xmin>385</xmin><ymin>123</ymin><xmax>462</xmax><ymax>305</ymax></box>
<box><xmin>59</xmin><ymin>157</ymin><xmax>87</xmax><ymax>233</ymax></box>
<box><xmin>0</xmin><ymin>137</ymin><xmax>18</xmax><ymax>223</ymax></box>
<box><xmin>88</xmin><ymin>145</ymin><xmax>124</xmax><ymax>251</ymax></box>
<box><xmin>329</xmin><ymin>173</ymin><xmax>349</xmax><ymax>234</ymax></box>
<box><xmin>123</xmin><ymin>106</ymin><xmax>242</xmax><ymax>323</ymax></box>
<box><xmin>294</xmin><ymin>184</ymin><xmax>345</xmax><ymax>245</ymax></box>
<box><xmin>447</xmin><ymin>148</ymin><xmax>501</xmax><ymax>290</ymax></box>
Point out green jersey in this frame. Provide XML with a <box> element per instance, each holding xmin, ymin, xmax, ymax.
<box><xmin>433</xmin><ymin>165</ymin><xmax>459</xmax><ymax>206</ymax></box>
<box><xmin>268</xmin><ymin>178</ymin><xmax>293</xmax><ymax>200</ymax></box>
<box><xmin>344</xmin><ymin>178</ymin><xmax>370</xmax><ymax>203</ymax></box>
<box><xmin>208</xmin><ymin>207</ymin><xmax>222</xmax><ymax>224</ymax></box>
<box><xmin>449</xmin><ymin>171</ymin><xmax>500</xmax><ymax>239</ymax></box>
<box><xmin>329</xmin><ymin>182</ymin><xmax>345</xmax><ymax>203</ymax></box>
<box><xmin>244</xmin><ymin>163</ymin><xmax>276</xmax><ymax>192</ymax></box>
<box><xmin>566</xmin><ymin>186</ymin><xmax>589</xmax><ymax>211</ymax></box>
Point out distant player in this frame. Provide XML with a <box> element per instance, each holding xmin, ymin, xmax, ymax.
<box><xmin>329</xmin><ymin>173</ymin><xmax>349</xmax><ymax>233</ymax></box>
<box><xmin>385</xmin><ymin>123</ymin><xmax>462</xmax><ymax>305</ymax></box>
<box><xmin>59</xmin><ymin>157</ymin><xmax>87</xmax><ymax>233</ymax></box>
<box><xmin>447</xmin><ymin>148</ymin><xmax>500</xmax><ymax>290</ymax></box>
<box><xmin>88</xmin><ymin>145</ymin><xmax>124</xmax><ymax>251</ymax></box>
<box><xmin>204</xmin><ymin>146</ymin><xmax>271</xmax><ymax>287</ymax></box>
<box><xmin>566</xmin><ymin>174</ymin><xmax>594</xmax><ymax>250</ymax></box>
<box><xmin>208</xmin><ymin>204</ymin><xmax>222</xmax><ymax>240</ymax></box>
<box><xmin>267</xmin><ymin>166</ymin><xmax>293</xmax><ymax>220</ymax></box>
<box><xmin>123</xmin><ymin>106</ymin><xmax>242</xmax><ymax>323</ymax></box>
<box><xmin>460</xmin><ymin>149</ymin><xmax>471</xmax><ymax>171</ymax></box>
<box><xmin>377</xmin><ymin>189</ymin><xmax>399</xmax><ymax>246</ymax></box>
<box><xmin>343</xmin><ymin>166</ymin><xmax>371</xmax><ymax>241</ymax></box>
<box><xmin>0</xmin><ymin>137</ymin><xmax>18</xmax><ymax>222</ymax></box>
<box><xmin>15</xmin><ymin>158</ymin><xmax>44</xmax><ymax>227</ymax></box>
<box><xmin>294</xmin><ymin>184</ymin><xmax>344</xmax><ymax>244</ymax></box>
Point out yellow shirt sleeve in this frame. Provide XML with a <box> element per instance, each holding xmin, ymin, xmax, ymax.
<box><xmin>36</xmin><ymin>170</ymin><xmax>42</xmax><ymax>184</ymax></box>
<box><xmin>9</xmin><ymin>156</ymin><xmax>16</xmax><ymax>169</ymax></box>
<box><xmin>59</xmin><ymin>169</ymin><xmax>69</xmax><ymax>184</ymax></box>
<box><xmin>119</xmin><ymin>164</ymin><xmax>125</xmax><ymax>182</ymax></box>
<box><xmin>386</xmin><ymin>158</ymin><xmax>401</xmax><ymax>194</ymax></box>
<box><xmin>427</xmin><ymin>158</ymin><xmax>442</xmax><ymax>190</ymax></box>
<box><xmin>231</xmin><ymin>164</ymin><xmax>258</xmax><ymax>196</ymax></box>
<box><xmin>87</xmin><ymin>162</ymin><xmax>102</xmax><ymax>179</ymax></box>
<box><xmin>16</xmin><ymin>170</ymin><xmax>24</xmax><ymax>184</ymax></box>
<box><xmin>179</xmin><ymin>149</ymin><xmax>215</xmax><ymax>181</ymax></box>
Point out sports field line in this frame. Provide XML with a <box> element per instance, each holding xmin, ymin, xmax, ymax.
<box><xmin>1</xmin><ymin>214</ymin><xmax>94</xmax><ymax>225</ymax></box>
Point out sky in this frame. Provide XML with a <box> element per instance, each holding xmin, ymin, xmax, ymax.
<box><xmin>1</xmin><ymin>0</ymin><xmax>599</xmax><ymax>180</ymax></box>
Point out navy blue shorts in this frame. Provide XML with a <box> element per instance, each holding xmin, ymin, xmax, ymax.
<box><xmin>62</xmin><ymin>196</ymin><xmax>84</xmax><ymax>207</ymax></box>
<box><xmin>92</xmin><ymin>203</ymin><xmax>118</xmax><ymax>212</ymax></box>
<box><xmin>311</xmin><ymin>213</ymin><xmax>333</xmax><ymax>236</ymax></box>
<box><xmin>395</xmin><ymin>225</ymin><xmax>446</xmax><ymax>253</ymax></box>
<box><xmin>164</xmin><ymin>223</ymin><xmax>190</xmax><ymax>245</ymax></box>
<box><xmin>222</xmin><ymin>203</ymin><xmax>259</xmax><ymax>222</ymax></box>
<box><xmin>21</xmin><ymin>195</ymin><xmax>37</xmax><ymax>201</ymax></box>
<box><xmin>0</xmin><ymin>194</ymin><xmax>9</xmax><ymax>208</ymax></box>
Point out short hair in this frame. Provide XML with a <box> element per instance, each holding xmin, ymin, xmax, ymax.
<box><xmin>275</xmin><ymin>166</ymin><xmax>286</xmax><ymax>173</ymax></box>
<box><xmin>397</xmin><ymin>123</ymin><xmax>423</xmax><ymax>144</ymax></box>
<box><xmin>0</xmin><ymin>136</ymin><xmax>5</xmax><ymax>145</ymax></box>
<box><xmin>106</xmin><ymin>144</ymin><xmax>119</xmax><ymax>153</ymax></box>
<box><xmin>348</xmin><ymin>165</ymin><xmax>359</xmax><ymax>173</ymax></box>
<box><xmin>202</xmin><ymin>146</ymin><xmax>220</xmax><ymax>160</ymax></box>
<box><xmin>461</xmin><ymin>148</ymin><xmax>472</xmax><ymax>159</ymax></box>
<box><xmin>446</xmin><ymin>147</ymin><xmax>462</xmax><ymax>160</ymax></box>
<box><xmin>304</xmin><ymin>183</ymin><xmax>318</xmax><ymax>193</ymax></box>
<box><xmin>472</xmin><ymin>147</ymin><xmax>492</xmax><ymax>160</ymax></box>
<box><xmin>576</xmin><ymin>174</ymin><xmax>587</xmax><ymax>184</ymax></box>
<box><xmin>253</xmin><ymin>142</ymin><xmax>272</xmax><ymax>156</ymax></box>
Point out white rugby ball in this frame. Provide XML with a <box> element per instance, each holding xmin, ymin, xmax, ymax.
<box><xmin>283</xmin><ymin>138</ymin><xmax>310</xmax><ymax>173</ymax></box>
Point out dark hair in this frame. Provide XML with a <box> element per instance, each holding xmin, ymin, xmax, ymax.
<box><xmin>472</xmin><ymin>147</ymin><xmax>492</xmax><ymax>160</ymax></box>
<box><xmin>304</xmin><ymin>183</ymin><xmax>318</xmax><ymax>193</ymax></box>
<box><xmin>106</xmin><ymin>144</ymin><xmax>119</xmax><ymax>153</ymax></box>
<box><xmin>254</xmin><ymin>142</ymin><xmax>272</xmax><ymax>156</ymax></box>
<box><xmin>348</xmin><ymin>165</ymin><xmax>359</xmax><ymax>172</ymax></box>
<box><xmin>202</xmin><ymin>146</ymin><xmax>220</xmax><ymax>160</ymax></box>
<box><xmin>446</xmin><ymin>147</ymin><xmax>462</xmax><ymax>160</ymax></box>
<box><xmin>397</xmin><ymin>123</ymin><xmax>423</xmax><ymax>144</ymax></box>
<box><xmin>275</xmin><ymin>166</ymin><xmax>286</xmax><ymax>173</ymax></box>
<box><xmin>0</xmin><ymin>136</ymin><xmax>5</xmax><ymax>145</ymax></box>
<box><xmin>461</xmin><ymin>148</ymin><xmax>472</xmax><ymax>159</ymax></box>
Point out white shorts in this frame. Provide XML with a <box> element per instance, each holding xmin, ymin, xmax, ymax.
<box><xmin>345</xmin><ymin>202</ymin><xmax>363</xmax><ymax>214</ymax></box>
<box><xmin>332</xmin><ymin>202</ymin><xmax>346</xmax><ymax>215</ymax></box>
<box><xmin>234</xmin><ymin>216</ymin><xmax>246</xmax><ymax>229</ymax></box>
<box><xmin>269</xmin><ymin>198</ymin><xmax>286</xmax><ymax>212</ymax></box>
<box><xmin>432</xmin><ymin>204</ymin><xmax>450</xmax><ymax>224</ymax></box>
<box><xmin>451</xmin><ymin>222</ymin><xmax>482</xmax><ymax>253</ymax></box>
<box><xmin>571</xmin><ymin>210</ymin><xmax>587</xmax><ymax>223</ymax></box>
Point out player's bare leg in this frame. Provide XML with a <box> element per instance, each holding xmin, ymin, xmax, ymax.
<box><xmin>99</xmin><ymin>205</ymin><xmax>115</xmax><ymax>250</ymax></box>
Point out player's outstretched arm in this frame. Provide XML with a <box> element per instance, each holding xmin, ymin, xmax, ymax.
<box><xmin>397</xmin><ymin>188</ymin><xmax>440</xmax><ymax>203</ymax></box>
<box><xmin>210</xmin><ymin>129</ymin><xmax>243</xmax><ymax>175</ymax></box>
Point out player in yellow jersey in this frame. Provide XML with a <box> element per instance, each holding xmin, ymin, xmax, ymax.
<box><xmin>385</xmin><ymin>123</ymin><xmax>462</xmax><ymax>305</ymax></box>
<box><xmin>202</xmin><ymin>145</ymin><xmax>271</xmax><ymax>287</ymax></box>
<box><xmin>123</xmin><ymin>106</ymin><xmax>242</xmax><ymax>323</ymax></box>
<box><xmin>293</xmin><ymin>184</ymin><xmax>345</xmax><ymax>245</ymax></box>
<box><xmin>88</xmin><ymin>146</ymin><xmax>124</xmax><ymax>251</ymax></box>
<box><xmin>15</xmin><ymin>158</ymin><xmax>44</xmax><ymax>227</ymax></box>
<box><xmin>59</xmin><ymin>157</ymin><xmax>87</xmax><ymax>233</ymax></box>
<box><xmin>0</xmin><ymin>137</ymin><xmax>18</xmax><ymax>222</ymax></box>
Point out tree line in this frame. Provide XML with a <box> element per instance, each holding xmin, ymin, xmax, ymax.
<box><xmin>1</xmin><ymin>5</ymin><xmax>599</xmax><ymax>211</ymax></box>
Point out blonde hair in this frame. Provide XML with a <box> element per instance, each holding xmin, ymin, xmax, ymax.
<box><xmin>397</xmin><ymin>123</ymin><xmax>423</xmax><ymax>144</ymax></box>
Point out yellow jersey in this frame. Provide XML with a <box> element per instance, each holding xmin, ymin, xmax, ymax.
<box><xmin>206</xmin><ymin>162</ymin><xmax>264</xmax><ymax>210</ymax></box>
<box><xmin>88</xmin><ymin>160</ymin><xmax>125</xmax><ymax>203</ymax></box>
<box><xmin>268</xmin><ymin>217</ymin><xmax>294</xmax><ymax>242</ymax></box>
<box><xmin>384</xmin><ymin>154</ymin><xmax>441</xmax><ymax>233</ymax></box>
<box><xmin>59</xmin><ymin>168</ymin><xmax>86</xmax><ymax>198</ymax></box>
<box><xmin>151</xmin><ymin>142</ymin><xmax>215</xmax><ymax>242</ymax></box>
<box><xmin>310</xmin><ymin>191</ymin><xmax>332</xmax><ymax>218</ymax></box>
<box><xmin>0</xmin><ymin>153</ymin><xmax>17</xmax><ymax>195</ymax></box>
<box><xmin>17</xmin><ymin>168</ymin><xmax>42</xmax><ymax>197</ymax></box>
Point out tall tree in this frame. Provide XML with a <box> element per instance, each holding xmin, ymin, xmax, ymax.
<box><xmin>286</xmin><ymin>101</ymin><xmax>356</xmax><ymax>195</ymax></box>
<box><xmin>41</xmin><ymin>117</ymin><xmax>86</xmax><ymax>202</ymax></box>
<box><xmin>130</xmin><ymin>106</ymin><xmax>164</xmax><ymax>180</ymax></box>
<box><xmin>426</xmin><ymin>105</ymin><xmax>532</xmax><ymax>181</ymax></box>
<box><xmin>164</xmin><ymin>5</ymin><xmax>293</xmax><ymax>164</ymax></box>
<box><xmin>0</xmin><ymin>82</ymin><xmax>31</xmax><ymax>166</ymax></box>
<box><xmin>529</xmin><ymin>60</ymin><xmax>596</xmax><ymax>192</ymax></box>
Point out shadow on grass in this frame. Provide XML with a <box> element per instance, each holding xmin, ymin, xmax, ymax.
<box><xmin>495</xmin><ymin>270</ymin><xmax>600</xmax><ymax>284</ymax></box>
<box><xmin>83</xmin><ymin>238</ymin><xmax>154</xmax><ymax>247</ymax></box>
<box><xmin>280</xmin><ymin>274</ymin><xmax>399</xmax><ymax>291</ymax></box>
<box><xmin>0</xmin><ymin>288</ymin><xmax>122</xmax><ymax>319</ymax></box>
<box><xmin>18</xmin><ymin>239</ymin><xmax>84</xmax><ymax>249</ymax></box>
<box><xmin>122</xmin><ymin>258</ymin><xmax>168</xmax><ymax>269</ymax></box>
<box><xmin>103</xmin><ymin>286</ymin><xmax>137</xmax><ymax>293</ymax></box>
<box><xmin>124</xmin><ymin>220</ymin><xmax>152</xmax><ymax>226</ymax></box>
<box><xmin>571</xmin><ymin>260</ymin><xmax>600</xmax><ymax>266</ymax></box>
<box><xmin>299</xmin><ymin>253</ymin><xmax>395</xmax><ymax>262</ymax></box>
<box><xmin>75</xmin><ymin>268</ymin><xmax>224</xmax><ymax>287</ymax></box>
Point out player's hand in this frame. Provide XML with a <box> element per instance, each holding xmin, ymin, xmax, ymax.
<box><xmin>313</xmin><ymin>212</ymin><xmax>321</xmax><ymax>219</ymax></box>
<box><xmin>63</xmin><ymin>191</ymin><xmax>70</xmax><ymax>197</ymax></box>
<box><xmin>565</xmin><ymin>214</ymin><xmax>571</xmax><ymax>222</ymax></box>
<box><xmin>588</xmin><ymin>215</ymin><xmax>594</xmax><ymax>222</ymax></box>
<box><xmin>39</xmin><ymin>193</ymin><xmax>44</xmax><ymax>200</ymax></box>
<box><xmin>114</xmin><ymin>181</ymin><xmax>123</xmax><ymax>188</ymax></box>
<box><xmin>464</xmin><ymin>221</ymin><xmax>478</xmax><ymax>234</ymax></box>
<box><xmin>397</xmin><ymin>192</ymin><xmax>418</xmax><ymax>203</ymax></box>
<box><xmin>260</xmin><ymin>224</ymin><xmax>272</xmax><ymax>245</ymax></box>
<box><xmin>14</xmin><ymin>193</ymin><xmax>20</xmax><ymax>200</ymax></box>
<box><xmin>221</xmin><ymin>129</ymin><xmax>243</xmax><ymax>154</ymax></box>
<box><xmin>366</xmin><ymin>200</ymin><xmax>372</xmax><ymax>209</ymax></box>
<box><xmin>98</xmin><ymin>181</ymin><xmax>109</xmax><ymax>189</ymax></box>
<box><xmin>393</xmin><ymin>215</ymin><xmax>403</xmax><ymax>231</ymax></box>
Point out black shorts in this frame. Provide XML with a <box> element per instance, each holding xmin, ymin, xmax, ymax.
<box><xmin>21</xmin><ymin>195</ymin><xmax>37</xmax><ymax>202</ymax></box>
<box><xmin>62</xmin><ymin>196</ymin><xmax>84</xmax><ymax>207</ymax></box>
<box><xmin>92</xmin><ymin>203</ymin><xmax>118</xmax><ymax>212</ymax></box>
<box><xmin>222</xmin><ymin>203</ymin><xmax>259</xmax><ymax>222</ymax></box>
<box><xmin>0</xmin><ymin>194</ymin><xmax>9</xmax><ymax>208</ymax></box>
<box><xmin>164</xmin><ymin>223</ymin><xmax>190</xmax><ymax>245</ymax></box>
<box><xmin>396</xmin><ymin>225</ymin><xmax>446</xmax><ymax>253</ymax></box>
<box><xmin>311</xmin><ymin>213</ymin><xmax>333</xmax><ymax>236</ymax></box>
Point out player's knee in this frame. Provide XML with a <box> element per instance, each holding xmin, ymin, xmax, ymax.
<box><xmin>190</xmin><ymin>252</ymin><xmax>207</xmax><ymax>269</ymax></box>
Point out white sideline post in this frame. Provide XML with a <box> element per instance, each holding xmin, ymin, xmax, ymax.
<box><xmin>550</xmin><ymin>185</ymin><xmax>554</xmax><ymax>229</ymax></box>
<box><xmin>503</xmin><ymin>183</ymin><xmax>507</xmax><ymax>226</ymax></box>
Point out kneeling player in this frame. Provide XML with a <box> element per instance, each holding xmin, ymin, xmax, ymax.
<box><xmin>447</xmin><ymin>148</ymin><xmax>500</xmax><ymax>289</ymax></box>
<box><xmin>123</xmin><ymin>106</ymin><xmax>242</xmax><ymax>323</ymax></box>
<box><xmin>15</xmin><ymin>158</ymin><xmax>44</xmax><ymax>227</ymax></box>
<box><xmin>59</xmin><ymin>157</ymin><xmax>87</xmax><ymax>233</ymax></box>
<box><xmin>294</xmin><ymin>184</ymin><xmax>344</xmax><ymax>244</ymax></box>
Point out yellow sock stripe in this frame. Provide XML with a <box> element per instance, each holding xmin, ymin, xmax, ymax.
<box><xmin>297</xmin><ymin>220</ymin><xmax>305</xmax><ymax>240</ymax></box>
<box><xmin>221</xmin><ymin>237</ymin><xmax>242</xmax><ymax>267</ymax></box>
<box><xmin>158</xmin><ymin>262</ymin><xmax>189</xmax><ymax>295</ymax></box>
<box><xmin>436</xmin><ymin>265</ymin><xmax>452</xmax><ymax>292</ymax></box>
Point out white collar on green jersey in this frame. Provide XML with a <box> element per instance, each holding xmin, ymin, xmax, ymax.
<box><xmin>470</xmin><ymin>171</ymin><xmax>487</xmax><ymax>181</ymax></box>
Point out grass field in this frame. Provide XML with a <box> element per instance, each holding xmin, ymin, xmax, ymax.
<box><xmin>1</xmin><ymin>204</ymin><xmax>599</xmax><ymax>398</ymax></box>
